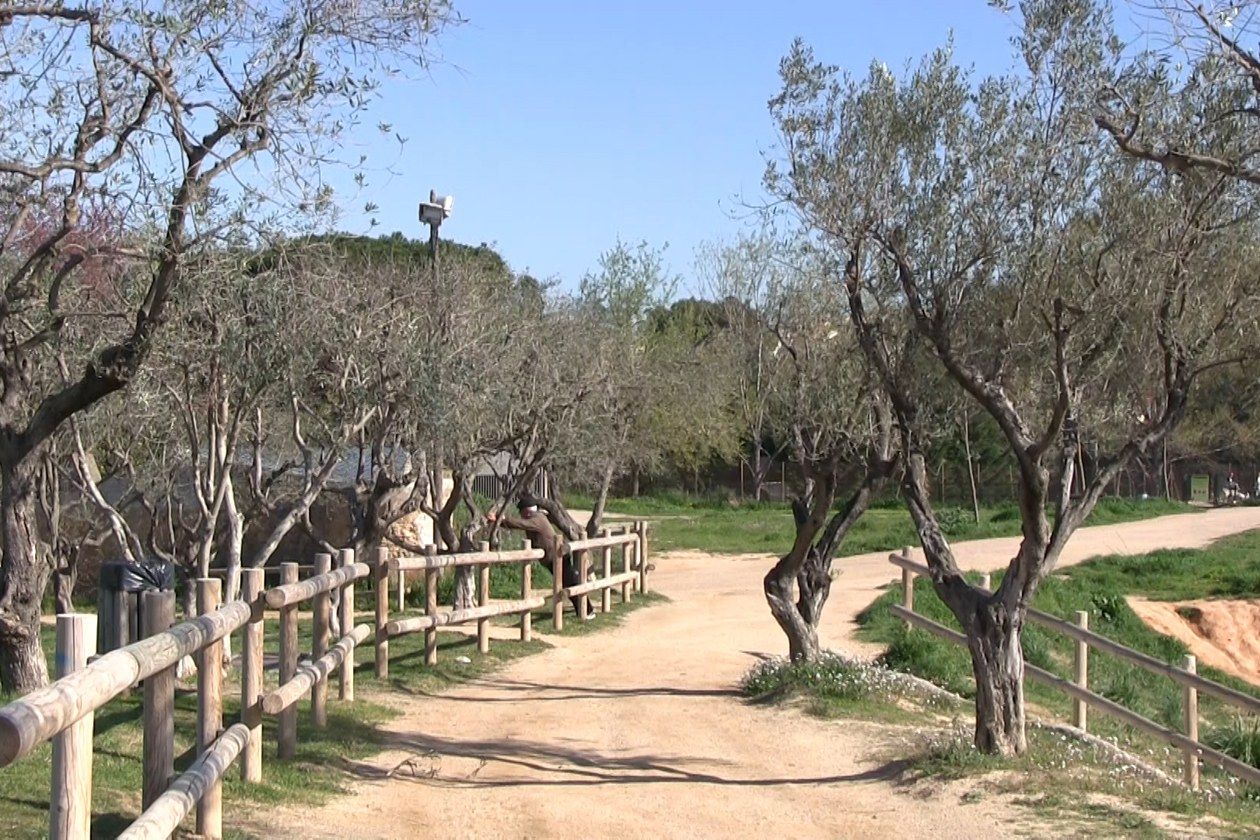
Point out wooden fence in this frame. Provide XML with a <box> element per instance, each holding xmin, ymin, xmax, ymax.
<box><xmin>889</xmin><ymin>549</ymin><xmax>1260</xmax><ymax>789</ymax></box>
<box><xmin>0</xmin><ymin>520</ymin><xmax>649</xmax><ymax>839</ymax></box>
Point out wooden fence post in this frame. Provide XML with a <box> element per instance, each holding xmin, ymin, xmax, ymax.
<box><xmin>1073</xmin><ymin>610</ymin><xmax>1089</xmax><ymax>731</ymax></box>
<box><xmin>50</xmin><ymin>613</ymin><xmax>96</xmax><ymax>840</ymax></box>
<box><xmin>424</xmin><ymin>545</ymin><xmax>438</xmax><ymax>666</ymax></box>
<box><xmin>311</xmin><ymin>553</ymin><xmax>331</xmax><ymax>729</ymax></box>
<box><xmin>373</xmin><ymin>548</ymin><xmax>389</xmax><ymax>680</ymax></box>
<box><xmin>1183</xmin><ymin>654</ymin><xmax>1200</xmax><ymax>790</ymax></box>
<box><xmin>278</xmin><ymin>562</ymin><xmax>299</xmax><ymax>760</ymax></box>
<box><xmin>196</xmin><ymin>578</ymin><xmax>224</xmax><ymax>839</ymax></box>
<box><xmin>142</xmin><ymin>589</ymin><xmax>175</xmax><ymax>809</ymax></box>
<box><xmin>578</xmin><ymin>545</ymin><xmax>591</xmax><ymax>621</ymax></box>
<box><xmin>600</xmin><ymin>527</ymin><xmax>612</xmax><ymax>614</ymax></box>
<box><xmin>622</xmin><ymin>527</ymin><xmax>632</xmax><ymax>603</ymax></box>
<box><xmin>477</xmin><ymin>541</ymin><xmax>491</xmax><ymax>654</ymax></box>
<box><xmin>636</xmin><ymin>520</ymin><xmax>649</xmax><ymax>593</ymax></box>
<box><xmin>624</xmin><ymin>536</ymin><xmax>635</xmax><ymax>602</ymax></box>
<box><xmin>901</xmin><ymin>546</ymin><xmax>914</xmax><ymax>629</ymax></box>
<box><xmin>397</xmin><ymin>567</ymin><xmax>406</xmax><ymax>613</ymax></box>
<box><xmin>240</xmin><ymin>568</ymin><xmax>264</xmax><ymax>784</ymax></box>
<box><xmin>552</xmin><ymin>542</ymin><xmax>564</xmax><ymax>632</ymax></box>
<box><xmin>338</xmin><ymin>548</ymin><xmax>355</xmax><ymax>701</ymax></box>
<box><xmin>521</xmin><ymin>539</ymin><xmax>533</xmax><ymax>643</ymax></box>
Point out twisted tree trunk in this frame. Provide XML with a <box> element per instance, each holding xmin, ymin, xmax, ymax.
<box><xmin>962</xmin><ymin>597</ymin><xmax>1027</xmax><ymax>754</ymax></box>
<box><xmin>586</xmin><ymin>465</ymin><xmax>615</xmax><ymax>538</ymax></box>
<box><xmin>0</xmin><ymin>457</ymin><xmax>51</xmax><ymax>691</ymax></box>
<box><xmin>764</xmin><ymin>453</ymin><xmax>891</xmax><ymax>661</ymax></box>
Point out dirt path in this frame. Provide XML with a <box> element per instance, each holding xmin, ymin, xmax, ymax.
<box><xmin>257</xmin><ymin>507</ymin><xmax>1260</xmax><ymax>840</ymax></box>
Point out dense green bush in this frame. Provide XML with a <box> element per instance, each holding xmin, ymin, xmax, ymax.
<box><xmin>1207</xmin><ymin>716</ymin><xmax>1260</xmax><ymax>770</ymax></box>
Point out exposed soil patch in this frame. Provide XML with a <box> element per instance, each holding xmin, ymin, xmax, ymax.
<box><xmin>1128</xmin><ymin>596</ymin><xmax>1260</xmax><ymax>687</ymax></box>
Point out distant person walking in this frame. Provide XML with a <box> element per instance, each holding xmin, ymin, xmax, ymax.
<box><xmin>487</xmin><ymin>495</ymin><xmax>594</xmax><ymax>618</ymax></box>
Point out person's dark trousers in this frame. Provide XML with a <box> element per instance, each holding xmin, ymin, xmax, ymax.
<box><xmin>563</xmin><ymin>553</ymin><xmax>594</xmax><ymax>617</ymax></box>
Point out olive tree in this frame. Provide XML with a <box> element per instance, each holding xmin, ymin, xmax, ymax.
<box><xmin>768</xmin><ymin>0</ymin><xmax>1260</xmax><ymax>752</ymax></box>
<box><xmin>544</xmin><ymin>241</ymin><xmax>736</xmax><ymax>535</ymax></box>
<box><xmin>0</xmin><ymin>1</ymin><xmax>457</xmax><ymax>690</ymax></box>
<box><xmin>697</xmin><ymin>234</ymin><xmax>791</xmax><ymax>501</ymax></box>
<box><xmin>711</xmin><ymin>235</ymin><xmax>897</xmax><ymax>661</ymax></box>
<box><xmin>1098</xmin><ymin>0</ymin><xmax>1260</xmax><ymax>184</ymax></box>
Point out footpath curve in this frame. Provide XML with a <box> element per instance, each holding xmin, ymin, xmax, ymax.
<box><xmin>257</xmin><ymin>507</ymin><xmax>1260</xmax><ymax>840</ymax></box>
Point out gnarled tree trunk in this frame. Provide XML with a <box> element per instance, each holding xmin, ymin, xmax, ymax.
<box><xmin>586</xmin><ymin>465</ymin><xmax>615</xmax><ymax>538</ymax></box>
<box><xmin>0</xmin><ymin>458</ymin><xmax>51</xmax><ymax>692</ymax></box>
<box><xmin>764</xmin><ymin>548</ymin><xmax>822</xmax><ymax>661</ymax></box>
<box><xmin>957</xmin><ymin>592</ymin><xmax>1027</xmax><ymax>755</ymax></box>
<box><xmin>452</xmin><ymin>526</ymin><xmax>478</xmax><ymax>610</ymax></box>
<box><xmin>764</xmin><ymin>466</ymin><xmax>882</xmax><ymax>662</ymax></box>
<box><xmin>796</xmin><ymin>549</ymin><xmax>832</xmax><ymax>629</ymax></box>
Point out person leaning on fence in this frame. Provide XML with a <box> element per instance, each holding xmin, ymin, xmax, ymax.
<box><xmin>487</xmin><ymin>495</ymin><xmax>594</xmax><ymax>618</ymax></box>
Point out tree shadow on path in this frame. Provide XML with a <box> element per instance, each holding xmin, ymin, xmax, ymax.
<box><xmin>348</xmin><ymin>729</ymin><xmax>910</xmax><ymax>790</ymax></box>
<box><xmin>392</xmin><ymin>675</ymin><xmax>740</xmax><ymax>703</ymax></box>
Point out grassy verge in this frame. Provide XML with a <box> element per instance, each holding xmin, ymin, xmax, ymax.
<box><xmin>740</xmin><ymin>651</ymin><xmax>963</xmax><ymax>724</ymax></box>
<box><xmin>902</xmin><ymin>724</ymin><xmax>1260</xmax><ymax>839</ymax></box>
<box><xmin>854</xmin><ymin>530</ymin><xmax>1260</xmax><ymax>802</ymax></box>
<box><xmin>741</xmin><ymin>654</ymin><xmax>1260</xmax><ymax>838</ymax></box>
<box><xmin>594</xmin><ymin>495</ymin><xmax>1196</xmax><ymax>555</ymax></box>
<box><xmin>0</xmin><ymin>585</ymin><xmax>663</xmax><ymax>839</ymax></box>
<box><xmin>857</xmin><ymin>530</ymin><xmax>1260</xmax><ymax>736</ymax></box>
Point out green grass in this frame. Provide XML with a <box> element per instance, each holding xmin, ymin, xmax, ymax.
<box><xmin>596</xmin><ymin>495</ymin><xmax>1195</xmax><ymax>555</ymax></box>
<box><xmin>857</xmin><ymin>529</ymin><xmax>1260</xmax><ymax>780</ymax></box>
<box><xmin>740</xmin><ymin>651</ymin><xmax>959</xmax><ymax>723</ymax></box>
<box><xmin>903</xmin><ymin>724</ymin><xmax>1260</xmax><ymax>838</ymax></box>
<box><xmin>739</xmin><ymin>649</ymin><xmax>1260</xmax><ymax>836</ymax></box>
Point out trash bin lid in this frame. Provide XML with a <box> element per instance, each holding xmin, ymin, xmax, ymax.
<box><xmin>118</xmin><ymin>558</ymin><xmax>175</xmax><ymax>592</ymax></box>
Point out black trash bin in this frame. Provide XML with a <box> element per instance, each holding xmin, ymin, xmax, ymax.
<box><xmin>96</xmin><ymin>557</ymin><xmax>176</xmax><ymax>653</ymax></box>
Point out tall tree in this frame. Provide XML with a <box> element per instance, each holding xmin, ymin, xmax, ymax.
<box><xmin>713</xmin><ymin>236</ymin><xmax>898</xmax><ymax>661</ymax></box>
<box><xmin>768</xmin><ymin>0</ymin><xmax>1260</xmax><ymax>752</ymax></box>
<box><xmin>0</xmin><ymin>1</ymin><xmax>458</xmax><ymax>691</ymax></box>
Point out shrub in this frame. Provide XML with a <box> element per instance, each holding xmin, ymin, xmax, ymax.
<box><xmin>1207</xmin><ymin>716</ymin><xmax>1260</xmax><ymax>769</ymax></box>
<box><xmin>990</xmin><ymin>503</ymin><xmax>1021</xmax><ymax>522</ymax></box>
<box><xmin>934</xmin><ymin>506</ymin><xmax>974</xmax><ymax>535</ymax></box>
<box><xmin>742</xmin><ymin>651</ymin><xmax>911</xmax><ymax>704</ymax></box>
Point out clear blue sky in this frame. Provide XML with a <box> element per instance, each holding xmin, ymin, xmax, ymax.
<box><xmin>330</xmin><ymin>2</ymin><xmax>1028</xmax><ymax>294</ymax></box>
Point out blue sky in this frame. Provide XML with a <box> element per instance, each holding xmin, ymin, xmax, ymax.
<box><xmin>329</xmin><ymin>2</ymin><xmax>1029</xmax><ymax>294</ymax></box>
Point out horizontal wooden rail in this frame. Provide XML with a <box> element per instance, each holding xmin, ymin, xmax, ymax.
<box><xmin>2</xmin><ymin>528</ymin><xmax>651</xmax><ymax>838</ymax></box>
<box><xmin>386</xmin><ymin>597</ymin><xmax>547</xmax><ymax>636</ymax></box>
<box><xmin>116</xmin><ymin>723</ymin><xmax>250</xmax><ymax>840</ymax></box>
<box><xmin>1028</xmin><ymin>606</ymin><xmax>1260</xmax><ymax>716</ymax></box>
<box><xmin>888</xmin><ymin>554</ymin><xmax>1260</xmax><ymax>716</ymax></box>
<box><xmin>890</xmin><ymin>604</ymin><xmax>1260</xmax><ymax>786</ymax></box>
<box><xmin>391</xmin><ymin>547</ymin><xmax>544</xmax><ymax>571</ymax></box>
<box><xmin>566</xmin><ymin>533</ymin><xmax>638</xmax><ymax>551</ymax></box>
<box><xmin>263</xmin><ymin>563</ymin><xmax>370</xmax><ymax>608</ymax></box>
<box><xmin>558</xmin><ymin>571</ymin><xmax>638</xmax><ymax>600</ymax></box>
<box><xmin>0</xmin><ymin>602</ymin><xmax>251</xmax><ymax>768</ymax></box>
<box><xmin>262</xmin><ymin>624</ymin><xmax>371</xmax><ymax>715</ymax></box>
